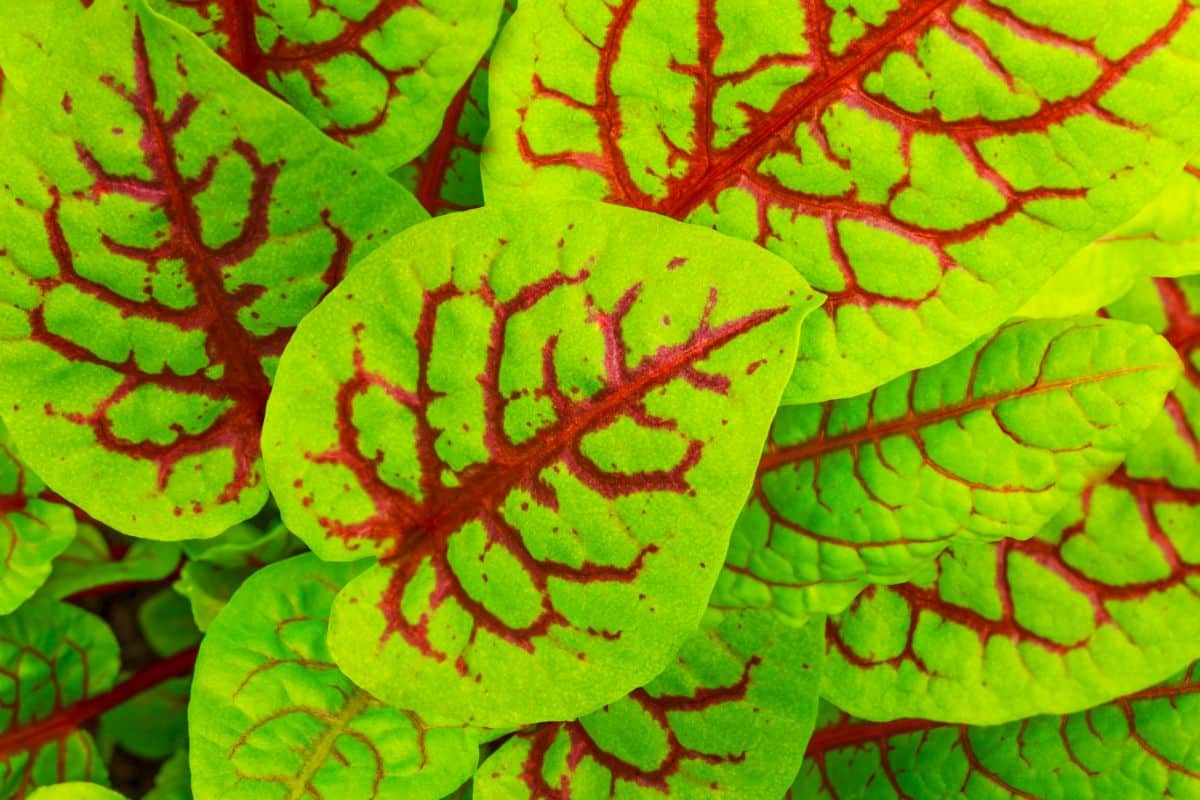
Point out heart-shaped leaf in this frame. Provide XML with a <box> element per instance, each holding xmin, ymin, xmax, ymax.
<box><xmin>0</xmin><ymin>0</ymin><xmax>427</xmax><ymax>539</ymax></box>
<box><xmin>0</xmin><ymin>601</ymin><xmax>120</xmax><ymax>798</ymax></box>
<box><xmin>263</xmin><ymin>199</ymin><xmax>817</xmax><ymax>727</ymax></box>
<box><xmin>152</xmin><ymin>0</ymin><xmax>505</xmax><ymax>171</ymax></box>
<box><xmin>483</xmin><ymin>0</ymin><xmax>1200</xmax><ymax>402</ymax></box>
<box><xmin>395</xmin><ymin>1</ymin><xmax>518</xmax><ymax>215</ymax></box>
<box><xmin>0</xmin><ymin>426</ymin><xmax>78</xmax><ymax>613</ymax></box>
<box><xmin>475</xmin><ymin>610</ymin><xmax>823</xmax><ymax>799</ymax></box>
<box><xmin>189</xmin><ymin>553</ymin><xmax>482</xmax><ymax>800</ymax></box>
<box><xmin>714</xmin><ymin>316</ymin><xmax>1180</xmax><ymax>620</ymax></box>
<box><xmin>796</xmin><ymin>661</ymin><xmax>1200</xmax><ymax>799</ymax></box>
<box><xmin>820</xmin><ymin>277</ymin><xmax>1200</xmax><ymax>724</ymax></box>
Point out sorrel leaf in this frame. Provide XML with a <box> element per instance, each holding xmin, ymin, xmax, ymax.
<box><xmin>189</xmin><ymin>553</ymin><xmax>482</xmax><ymax>800</ymax></box>
<box><xmin>0</xmin><ymin>426</ymin><xmax>78</xmax><ymax>613</ymax></box>
<box><xmin>38</xmin><ymin>525</ymin><xmax>181</xmax><ymax>602</ymax></box>
<box><xmin>144</xmin><ymin>751</ymin><xmax>189</xmax><ymax>800</ymax></box>
<box><xmin>262</xmin><ymin>199</ymin><xmax>817</xmax><ymax>727</ymax></box>
<box><xmin>796</xmin><ymin>662</ymin><xmax>1200</xmax><ymax>800</ymax></box>
<box><xmin>713</xmin><ymin>317</ymin><xmax>1180</xmax><ymax>620</ymax></box>
<box><xmin>821</xmin><ymin>276</ymin><xmax>1200</xmax><ymax>724</ymax></box>
<box><xmin>27</xmin><ymin>786</ymin><xmax>127</xmax><ymax>800</ymax></box>
<box><xmin>483</xmin><ymin>0</ymin><xmax>1200</xmax><ymax>402</ymax></box>
<box><xmin>0</xmin><ymin>0</ymin><xmax>427</xmax><ymax>539</ymax></box>
<box><xmin>153</xmin><ymin>0</ymin><xmax>505</xmax><ymax>170</ymax></box>
<box><xmin>99</xmin><ymin>676</ymin><xmax>190</xmax><ymax>761</ymax></box>
<box><xmin>1020</xmin><ymin>160</ymin><xmax>1200</xmax><ymax>317</ymax></box>
<box><xmin>0</xmin><ymin>601</ymin><xmax>120</xmax><ymax>797</ymax></box>
<box><xmin>138</xmin><ymin>588</ymin><xmax>202</xmax><ymax>656</ymax></box>
<box><xmin>474</xmin><ymin>610</ymin><xmax>823</xmax><ymax>800</ymax></box>
<box><xmin>395</xmin><ymin>1</ymin><xmax>517</xmax><ymax>214</ymax></box>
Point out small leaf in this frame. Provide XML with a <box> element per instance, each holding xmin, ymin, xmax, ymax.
<box><xmin>144</xmin><ymin>750</ymin><xmax>189</xmax><ymax>800</ymax></box>
<box><xmin>797</xmin><ymin>662</ymin><xmax>1200</xmax><ymax>799</ymax></box>
<box><xmin>395</xmin><ymin>1</ymin><xmax>517</xmax><ymax>214</ymax></box>
<box><xmin>715</xmin><ymin>317</ymin><xmax>1180</xmax><ymax>619</ymax></box>
<box><xmin>39</xmin><ymin>524</ymin><xmax>181</xmax><ymax>601</ymax></box>
<box><xmin>139</xmin><ymin>588</ymin><xmax>202</xmax><ymax>656</ymax></box>
<box><xmin>27</xmin><ymin>785</ymin><xmax>128</xmax><ymax>800</ymax></box>
<box><xmin>0</xmin><ymin>424</ymin><xmax>78</xmax><ymax>613</ymax></box>
<box><xmin>821</xmin><ymin>277</ymin><xmax>1200</xmax><ymax>724</ymax></box>
<box><xmin>0</xmin><ymin>0</ymin><xmax>427</xmax><ymax>539</ymax></box>
<box><xmin>0</xmin><ymin>600</ymin><xmax>120</xmax><ymax>798</ymax></box>
<box><xmin>1020</xmin><ymin>160</ymin><xmax>1200</xmax><ymax>317</ymax></box>
<box><xmin>262</xmin><ymin>199</ymin><xmax>818</xmax><ymax>727</ymax></box>
<box><xmin>189</xmin><ymin>553</ymin><xmax>482</xmax><ymax>800</ymax></box>
<box><xmin>99</xmin><ymin>676</ymin><xmax>189</xmax><ymax>761</ymax></box>
<box><xmin>152</xmin><ymin>0</ymin><xmax>505</xmax><ymax>170</ymax></box>
<box><xmin>483</xmin><ymin>0</ymin><xmax>1200</xmax><ymax>402</ymax></box>
<box><xmin>475</xmin><ymin>610</ymin><xmax>823</xmax><ymax>799</ymax></box>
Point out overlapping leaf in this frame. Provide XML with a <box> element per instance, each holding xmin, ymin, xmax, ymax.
<box><xmin>154</xmin><ymin>0</ymin><xmax>505</xmax><ymax>171</ymax></box>
<box><xmin>39</xmin><ymin>524</ymin><xmax>181</xmax><ymax>601</ymax></box>
<box><xmin>0</xmin><ymin>425</ymin><xmax>77</xmax><ymax>613</ymax></box>
<box><xmin>144</xmin><ymin>751</ymin><xmax>189</xmax><ymax>800</ymax></box>
<box><xmin>821</xmin><ymin>278</ymin><xmax>1200</xmax><ymax>724</ymax></box>
<box><xmin>28</xmin><ymin>786</ymin><xmax>127</xmax><ymax>800</ymax></box>
<box><xmin>395</xmin><ymin>1</ymin><xmax>517</xmax><ymax>214</ymax></box>
<box><xmin>263</xmin><ymin>200</ymin><xmax>816</xmax><ymax>727</ymax></box>
<box><xmin>1020</xmin><ymin>159</ymin><xmax>1200</xmax><ymax>317</ymax></box>
<box><xmin>796</xmin><ymin>662</ymin><xmax>1200</xmax><ymax>799</ymax></box>
<box><xmin>189</xmin><ymin>554</ymin><xmax>482</xmax><ymax>800</ymax></box>
<box><xmin>0</xmin><ymin>601</ymin><xmax>120</xmax><ymax>798</ymax></box>
<box><xmin>0</xmin><ymin>0</ymin><xmax>427</xmax><ymax>539</ymax></box>
<box><xmin>484</xmin><ymin>0</ymin><xmax>1200</xmax><ymax>402</ymax></box>
<box><xmin>713</xmin><ymin>317</ymin><xmax>1180</xmax><ymax>620</ymax></box>
<box><xmin>475</xmin><ymin>610</ymin><xmax>822</xmax><ymax>799</ymax></box>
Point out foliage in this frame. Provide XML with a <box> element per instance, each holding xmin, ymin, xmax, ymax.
<box><xmin>0</xmin><ymin>1</ymin><xmax>1199</xmax><ymax>799</ymax></box>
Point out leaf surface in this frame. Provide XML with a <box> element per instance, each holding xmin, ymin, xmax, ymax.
<box><xmin>821</xmin><ymin>277</ymin><xmax>1200</xmax><ymax>723</ymax></box>
<box><xmin>153</xmin><ymin>0</ymin><xmax>505</xmax><ymax>170</ymax></box>
<box><xmin>475</xmin><ymin>610</ymin><xmax>823</xmax><ymax>800</ymax></box>
<box><xmin>0</xmin><ymin>601</ymin><xmax>120</xmax><ymax>798</ymax></box>
<box><xmin>27</xmin><ymin>786</ymin><xmax>127</xmax><ymax>800</ymax></box>
<box><xmin>39</xmin><ymin>525</ymin><xmax>181</xmax><ymax>601</ymax></box>
<box><xmin>796</xmin><ymin>662</ymin><xmax>1200</xmax><ymax>799</ymax></box>
<box><xmin>99</xmin><ymin>676</ymin><xmax>190</xmax><ymax>761</ymax></box>
<box><xmin>144</xmin><ymin>750</ymin><xmax>189</xmax><ymax>800</ymax></box>
<box><xmin>483</xmin><ymin>0</ymin><xmax>1200</xmax><ymax>402</ymax></box>
<box><xmin>0</xmin><ymin>0</ymin><xmax>427</xmax><ymax>539</ymax></box>
<box><xmin>713</xmin><ymin>317</ymin><xmax>1180</xmax><ymax>619</ymax></box>
<box><xmin>0</xmin><ymin>426</ymin><xmax>77</xmax><ymax>613</ymax></box>
<box><xmin>263</xmin><ymin>199</ymin><xmax>816</xmax><ymax>727</ymax></box>
<box><xmin>190</xmin><ymin>553</ymin><xmax>481</xmax><ymax>800</ymax></box>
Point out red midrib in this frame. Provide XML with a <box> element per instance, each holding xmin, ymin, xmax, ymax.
<box><xmin>661</xmin><ymin>0</ymin><xmax>956</xmax><ymax>218</ymax></box>
<box><xmin>757</xmin><ymin>365</ymin><xmax>1158</xmax><ymax>474</ymax></box>
<box><xmin>415</xmin><ymin>80</ymin><xmax>472</xmax><ymax>214</ymax></box>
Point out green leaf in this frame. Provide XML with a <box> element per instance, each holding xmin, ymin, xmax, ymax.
<box><xmin>0</xmin><ymin>424</ymin><xmax>77</xmax><ymax>613</ymax></box>
<box><xmin>139</xmin><ymin>588</ymin><xmax>202</xmax><ymax>656</ymax></box>
<box><xmin>0</xmin><ymin>600</ymin><xmax>120</xmax><ymax>798</ymax></box>
<box><xmin>152</xmin><ymin>0</ymin><xmax>505</xmax><ymax>171</ymax></box>
<box><xmin>190</xmin><ymin>553</ymin><xmax>481</xmax><ymax>800</ymax></box>
<box><xmin>1020</xmin><ymin>159</ymin><xmax>1200</xmax><ymax>317</ymax></box>
<box><xmin>483</xmin><ymin>0</ymin><xmax>1200</xmax><ymax>403</ymax></box>
<box><xmin>39</xmin><ymin>524</ymin><xmax>181</xmax><ymax>601</ymax></box>
<box><xmin>144</xmin><ymin>750</ymin><xmax>190</xmax><ymax>800</ymax></box>
<box><xmin>394</xmin><ymin>1</ymin><xmax>517</xmax><ymax>214</ymax></box>
<box><xmin>99</xmin><ymin>676</ymin><xmax>190</xmax><ymax>761</ymax></box>
<box><xmin>262</xmin><ymin>199</ymin><xmax>817</xmax><ymax>727</ymax></box>
<box><xmin>821</xmin><ymin>277</ymin><xmax>1200</xmax><ymax>724</ymax></box>
<box><xmin>27</xmin><ymin>785</ymin><xmax>127</xmax><ymax>800</ymax></box>
<box><xmin>475</xmin><ymin>610</ymin><xmax>823</xmax><ymax>799</ymax></box>
<box><xmin>714</xmin><ymin>317</ymin><xmax>1180</xmax><ymax>620</ymax></box>
<box><xmin>796</xmin><ymin>662</ymin><xmax>1200</xmax><ymax>800</ymax></box>
<box><xmin>0</xmin><ymin>0</ymin><xmax>427</xmax><ymax>540</ymax></box>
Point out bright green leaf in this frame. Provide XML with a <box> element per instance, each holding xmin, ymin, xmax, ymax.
<box><xmin>27</xmin><ymin>785</ymin><xmax>128</xmax><ymax>800</ymax></box>
<box><xmin>0</xmin><ymin>0</ymin><xmax>427</xmax><ymax>540</ymax></box>
<box><xmin>189</xmin><ymin>553</ymin><xmax>482</xmax><ymax>800</ymax></box>
<box><xmin>262</xmin><ymin>199</ymin><xmax>817</xmax><ymax>727</ymax></box>
<box><xmin>39</xmin><ymin>524</ymin><xmax>181</xmax><ymax>601</ymax></box>
<box><xmin>483</xmin><ymin>0</ymin><xmax>1200</xmax><ymax>402</ymax></box>
<box><xmin>139</xmin><ymin>588</ymin><xmax>202</xmax><ymax>656</ymax></box>
<box><xmin>714</xmin><ymin>317</ymin><xmax>1180</xmax><ymax>620</ymax></box>
<box><xmin>475</xmin><ymin>610</ymin><xmax>823</xmax><ymax>800</ymax></box>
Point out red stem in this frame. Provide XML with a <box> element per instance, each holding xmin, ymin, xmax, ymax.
<box><xmin>0</xmin><ymin>647</ymin><xmax>198</xmax><ymax>756</ymax></box>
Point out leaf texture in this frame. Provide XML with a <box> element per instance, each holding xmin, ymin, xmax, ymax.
<box><xmin>475</xmin><ymin>610</ymin><xmax>823</xmax><ymax>800</ymax></box>
<box><xmin>713</xmin><ymin>317</ymin><xmax>1180</xmax><ymax>620</ymax></box>
<box><xmin>39</xmin><ymin>525</ymin><xmax>181</xmax><ymax>601</ymax></box>
<box><xmin>262</xmin><ymin>199</ymin><xmax>817</xmax><ymax>727</ymax></box>
<box><xmin>189</xmin><ymin>553</ymin><xmax>482</xmax><ymax>800</ymax></box>
<box><xmin>153</xmin><ymin>0</ymin><xmax>505</xmax><ymax>170</ymax></box>
<box><xmin>27</xmin><ymin>786</ymin><xmax>127</xmax><ymax>800</ymax></box>
<box><xmin>820</xmin><ymin>276</ymin><xmax>1200</xmax><ymax>724</ymax></box>
<box><xmin>0</xmin><ymin>0</ymin><xmax>427</xmax><ymax>539</ymax></box>
<box><xmin>483</xmin><ymin>0</ymin><xmax>1200</xmax><ymax>402</ymax></box>
<box><xmin>796</xmin><ymin>662</ymin><xmax>1200</xmax><ymax>799</ymax></box>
